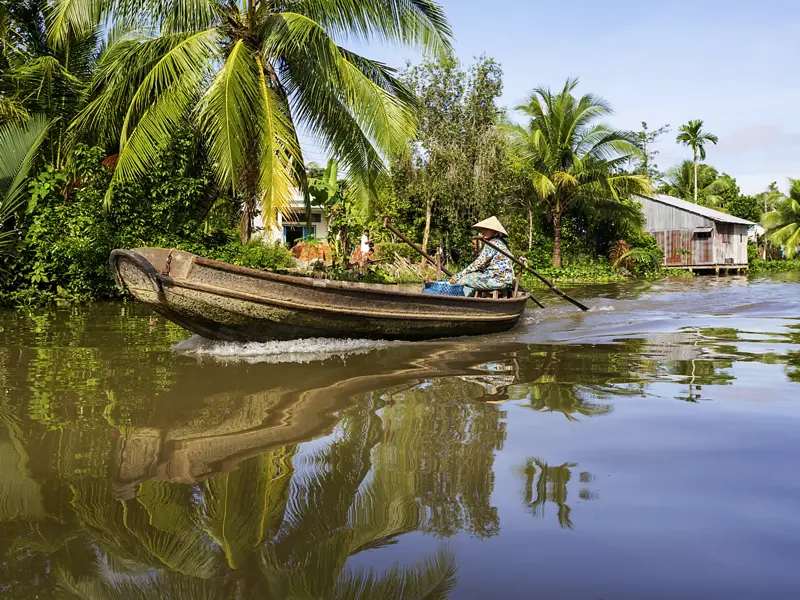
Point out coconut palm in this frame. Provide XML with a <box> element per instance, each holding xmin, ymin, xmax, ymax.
<box><xmin>759</xmin><ymin>181</ymin><xmax>786</xmax><ymax>213</ymax></box>
<box><xmin>676</xmin><ymin>119</ymin><xmax>718</xmax><ymax>203</ymax></box>
<box><xmin>0</xmin><ymin>115</ymin><xmax>50</xmax><ymax>253</ymax></box>
<box><xmin>762</xmin><ymin>179</ymin><xmax>800</xmax><ymax>258</ymax></box>
<box><xmin>661</xmin><ymin>160</ymin><xmax>732</xmax><ymax>207</ymax></box>
<box><xmin>54</xmin><ymin>0</ymin><xmax>452</xmax><ymax>241</ymax></box>
<box><xmin>0</xmin><ymin>1</ymin><xmax>98</xmax><ymax>165</ymax></box>
<box><xmin>504</xmin><ymin>78</ymin><xmax>652</xmax><ymax>268</ymax></box>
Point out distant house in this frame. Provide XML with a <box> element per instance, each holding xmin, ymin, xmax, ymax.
<box><xmin>257</xmin><ymin>192</ymin><xmax>330</xmax><ymax>247</ymax></box>
<box><xmin>637</xmin><ymin>194</ymin><xmax>755</xmax><ymax>272</ymax></box>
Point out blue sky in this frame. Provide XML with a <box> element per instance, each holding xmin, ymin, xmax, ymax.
<box><xmin>327</xmin><ymin>0</ymin><xmax>800</xmax><ymax>194</ymax></box>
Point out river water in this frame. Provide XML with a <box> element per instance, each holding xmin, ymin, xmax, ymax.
<box><xmin>1</xmin><ymin>274</ymin><xmax>799</xmax><ymax>599</ymax></box>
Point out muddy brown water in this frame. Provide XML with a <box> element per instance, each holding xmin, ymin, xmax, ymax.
<box><xmin>1</xmin><ymin>273</ymin><xmax>799</xmax><ymax>599</ymax></box>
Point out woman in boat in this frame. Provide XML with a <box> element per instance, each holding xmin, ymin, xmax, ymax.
<box><xmin>449</xmin><ymin>216</ymin><xmax>514</xmax><ymax>296</ymax></box>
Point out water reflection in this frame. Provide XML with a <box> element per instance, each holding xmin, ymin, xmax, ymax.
<box><xmin>1</xmin><ymin>291</ymin><xmax>800</xmax><ymax>598</ymax></box>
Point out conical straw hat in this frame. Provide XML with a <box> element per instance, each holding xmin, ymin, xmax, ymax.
<box><xmin>472</xmin><ymin>216</ymin><xmax>508</xmax><ymax>236</ymax></box>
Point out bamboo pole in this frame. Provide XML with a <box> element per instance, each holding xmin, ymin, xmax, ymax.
<box><xmin>477</xmin><ymin>237</ymin><xmax>590</xmax><ymax>312</ymax></box>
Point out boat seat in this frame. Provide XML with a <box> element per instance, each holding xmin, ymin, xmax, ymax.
<box><xmin>476</xmin><ymin>288</ymin><xmax>514</xmax><ymax>299</ymax></box>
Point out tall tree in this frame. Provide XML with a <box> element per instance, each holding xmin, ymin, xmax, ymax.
<box><xmin>504</xmin><ymin>78</ymin><xmax>652</xmax><ymax>268</ymax></box>
<box><xmin>393</xmin><ymin>54</ymin><xmax>504</xmax><ymax>259</ymax></box>
<box><xmin>676</xmin><ymin>119</ymin><xmax>718</xmax><ymax>203</ymax></box>
<box><xmin>632</xmin><ymin>121</ymin><xmax>670</xmax><ymax>181</ymax></box>
<box><xmin>759</xmin><ymin>181</ymin><xmax>786</xmax><ymax>213</ymax></box>
<box><xmin>762</xmin><ymin>179</ymin><xmax>800</xmax><ymax>258</ymax></box>
<box><xmin>56</xmin><ymin>0</ymin><xmax>453</xmax><ymax>241</ymax></box>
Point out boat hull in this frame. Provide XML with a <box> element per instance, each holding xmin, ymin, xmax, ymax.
<box><xmin>110</xmin><ymin>248</ymin><xmax>529</xmax><ymax>341</ymax></box>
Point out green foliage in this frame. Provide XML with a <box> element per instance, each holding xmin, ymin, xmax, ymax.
<box><xmin>215</xmin><ymin>239</ymin><xmax>296</xmax><ymax>271</ymax></box>
<box><xmin>661</xmin><ymin>161</ymin><xmax>732</xmax><ymax>207</ymax></box>
<box><xmin>748</xmin><ymin>242</ymin><xmax>759</xmax><ymax>263</ymax></box>
<box><xmin>372</xmin><ymin>241</ymin><xmax>417</xmax><ymax>261</ymax></box>
<box><xmin>750</xmin><ymin>259</ymin><xmax>800</xmax><ymax>273</ymax></box>
<box><xmin>521</xmin><ymin>260</ymin><xmax>625</xmax><ymax>288</ymax></box>
<box><xmin>59</xmin><ymin>0</ymin><xmax>452</xmax><ymax>240</ymax></box>
<box><xmin>762</xmin><ymin>179</ymin><xmax>800</xmax><ymax>258</ymax></box>
<box><xmin>0</xmin><ymin>115</ymin><xmax>51</xmax><ymax>251</ymax></box>
<box><xmin>504</xmin><ymin>78</ymin><xmax>653</xmax><ymax>268</ymax></box>
<box><xmin>0</xmin><ymin>138</ymin><xmax>292</xmax><ymax>305</ymax></box>
<box><xmin>613</xmin><ymin>234</ymin><xmax>665</xmax><ymax>276</ymax></box>
<box><xmin>727</xmin><ymin>193</ymin><xmax>762</xmax><ymax>223</ymax></box>
<box><xmin>631</xmin><ymin>121</ymin><xmax>670</xmax><ymax>181</ymax></box>
<box><xmin>390</xmin><ymin>53</ymin><xmax>506</xmax><ymax>261</ymax></box>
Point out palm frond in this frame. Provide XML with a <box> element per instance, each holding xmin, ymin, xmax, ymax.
<box><xmin>293</xmin><ymin>0</ymin><xmax>453</xmax><ymax>55</ymax></box>
<box><xmin>267</xmin><ymin>12</ymin><xmax>417</xmax><ymax>155</ymax></box>
<box><xmin>69</xmin><ymin>480</ymin><xmax>222</xmax><ymax>578</ymax></box>
<box><xmin>0</xmin><ymin>114</ymin><xmax>50</xmax><ymax>251</ymax></box>
<box><xmin>762</xmin><ymin>195</ymin><xmax>800</xmax><ymax>257</ymax></box>
<box><xmin>332</xmin><ymin>548</ymin><xmax>457</xmax><ymax>600</ymax></box>
<box><xmin>102</xmin><ymin>28</ymin><xmax>219</xmax><ymax>206</ymax></box>
<box><xmin>47</xmin><ymin>0</ymin><xmax>104</xmax><ymax>48</ymax></box>
<box><xmin>201</xmin><ymin>449</ymin><xmax>294</xmax><ymax>569</ymax></box>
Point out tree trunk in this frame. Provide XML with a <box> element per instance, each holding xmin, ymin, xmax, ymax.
<box><xmin>421</xmin><ymin>197</ymin><xmax>433</xmax><ymax>262</ymax></box>
<box><xmin>240</xmin><ymin>157</ymin><xmax>258</xmax><ymax>243</ymax></box>
<box><xmin>240</xmin><ymin>197</ymin><xmax>254</xmax><ymax>244</ymax></box>
<box><xmin>527</xmin><ymin>205</ymin><xmax>533</xmax><ymax>250</ymax></box>
<box><xmin>693</xmin><ymin>149</ymin><xmax>698</xmax><ymax>203</ymax></box>
<box><xmin>551</xmin><ymin>209</ymin><xmax>562</xmax><ymax>268</ymax></box>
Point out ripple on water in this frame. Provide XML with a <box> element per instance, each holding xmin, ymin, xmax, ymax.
<box><xmin>173</xmin><ymin>335</ymin><xmax>397</xmax><ymax>364</ymax></box>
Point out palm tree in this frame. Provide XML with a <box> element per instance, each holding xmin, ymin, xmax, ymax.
<box><xmin>504</xmin><ymin>78</ymin><xmax>652</xmax><ymax>268</ymax></box>
<box><xmin>762</xmin><ymin>179</ymin><xmax>800</xmax><ymax>258</ymax></box>
<box><xmin>661</xmin><ymin>160</ymin><xmax>731</xmax><ymax>207</ymax></box>
<box><xmin>53</xmin><ymin>0</ymin><xmax>452</xmax><ymax>241</ymax></box>
<box><xmin>760</xmin><ymin>181</ymin><xmax>786</xmax><ymax>213</ymax></box>
<box><xmin>0</xmin><ymin>1</ymin><xmax>98</xmax><ymax>165</ymax></box>
<box><xmin>676</xmin><ymin>119</ymin><xmax>718</xmax><ymax>203</ymax></box>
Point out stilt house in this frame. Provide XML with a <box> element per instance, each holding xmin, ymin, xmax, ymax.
<box><xmin>638</xmin><ymin>194</ymin><xmax>754</xmax><ymax>272</ymax></box>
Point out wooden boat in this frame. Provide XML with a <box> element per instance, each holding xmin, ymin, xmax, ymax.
<box><xmin>109</xmin><ymin>247</ymin><xmax>530</xmax><ymax>341</ymax></box>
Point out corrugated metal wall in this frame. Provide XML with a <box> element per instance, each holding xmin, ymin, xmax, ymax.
<box><xmin>641</xmin><ymin>197</ymin><xmax>749</xmax><ymax>266</ymax></box>
<box><xmin>714</xmin><ymin>224</ymin><xmax>749</xmax><ymax>265</ymax></box>
<box><xmin>652</xmin><ymin>231</ymin><xmax>713</xmax><ymax>266</ymax></box>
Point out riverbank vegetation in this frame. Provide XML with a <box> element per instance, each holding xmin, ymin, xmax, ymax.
<box><xmin>1</xmin><ymin>1</ymin><xmax>797</xmax><ymax>306</ymax></box>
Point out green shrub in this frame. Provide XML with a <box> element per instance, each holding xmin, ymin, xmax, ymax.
<box><xmin>750</xmin><ymin>259</ymin><xmax>800</xmax><ymax>273</ymax></box>
<box><xmin>214</xmin><ymin>239</ymin><xmax>296</xmax><ymax>270</ymax></box>
<box><xmin>747</xmin><ymin>242</ymin><xmax>759</xmax><ymax>263</ymax></box>
<box><xmin>373</xmin><ymin>241</ymin><xmax>417</xmax><ymax>261</ymax></box>
<box><xmin>521</xmin><ymin>259</ymin><xmax>625</xmax><ymax>288</ymax></box>
<box><xmin>0</xmin><ymin>139</ymin><xmax>292</xmax><ymax>305</ymax></box>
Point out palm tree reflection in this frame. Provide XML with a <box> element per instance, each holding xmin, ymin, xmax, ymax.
<box><xmin>52</xmin><ymin>406</ymin><xmax>459</xmax><ymax>599</ymax></box>
<box><xmin>520</xmin><ymin>458</ymin><xmax>597</xmax><ymax>530</ymax></box>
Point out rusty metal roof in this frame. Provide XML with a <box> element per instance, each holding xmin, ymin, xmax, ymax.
<box><xmin>640</xmin><ymin>194</ymin><xmax>755</xmax><ymax>226</ymax></box>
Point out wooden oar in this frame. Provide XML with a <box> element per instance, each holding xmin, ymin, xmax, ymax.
<box><xmin>383</xmin><ymin>218</ymin><xmax>544</xmax><ymax>307</ymax></box>
<box><xmin>477</xmin><ymin>237</ymin><xmax>590</xmax><ymax>312</ymax></box>
<box><xmin>383</xmin><ymin>218</ymin><xmax>454</xmax><ymax>277</ymax></box>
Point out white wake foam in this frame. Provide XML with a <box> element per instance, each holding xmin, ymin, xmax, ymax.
<box><xmin>589</xmin><ymin>305</ymin><xmax>615</xmax><ymax>312</ymax></box>
<box><xmin>173</xmin><ymin>335</ymin><xmax>394</xmax><ymax>364</ymax></box>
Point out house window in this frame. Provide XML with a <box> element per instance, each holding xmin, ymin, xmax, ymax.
<box><xmin>695</xmin><ymin>230</ymin><xmax>711</xmax><ymax>240</ymax></box>
<box><xmin>283</xmin><ymin>225</ymin><xmax>316</xmax><ymax>247</ymax></box>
